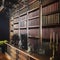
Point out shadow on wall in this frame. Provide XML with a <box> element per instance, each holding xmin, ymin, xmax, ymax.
<box><xmin>0</xmin><ymin>12</ymin><xmax>9</xmax><ymax>40</ymax></box>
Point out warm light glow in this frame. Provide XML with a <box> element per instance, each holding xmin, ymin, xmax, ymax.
<box><xmin>0</xmin><ymin>5</ymin><xmax>4</xmax><ymax>11</ymax></box>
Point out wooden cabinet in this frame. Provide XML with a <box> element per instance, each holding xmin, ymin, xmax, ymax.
<box><xmin>42</xmin><ymin>0</ymin><xmax>60</xmax><ymax>59</ymax></box>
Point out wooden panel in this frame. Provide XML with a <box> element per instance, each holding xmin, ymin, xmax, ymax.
<box><xmin>29</xmin><ymin>1</ymin><xmax>39</xmax><ymax>10</ymax></box>
<box><xmin>42</xmin><ymin>13</ymin><xmax>60</xmax><ymax>26</ymax></box>
<box><xmin>10</xmin><ymin>49</ymin><xmax>16</xmax><ymax>54</ymax></box>
<box><xmin>10</xmin><ymin>53</ymin><xmax>16</xmax><ymax>59</ymax></box>
<box><xmin>19</xmin><ymin>52</ymin><xmax>27</xmax><ymax>60</ymax></box>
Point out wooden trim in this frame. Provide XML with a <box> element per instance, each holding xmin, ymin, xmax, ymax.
<box><xmin>5</xmin><ymin>53</ymin><xmax>12</xmax><ymax>60</ymax></box>
<box><xmin>28</xmin><ymin>15</ymin><xmax>39</xmax><ymax>20</ymax></box>
<box><xmin>29</xmin><ymin>0</ymin><xmax>37</xmax><ymax>5</ymax></box>
<box><xmin>6</xmin><ymin>43</ymin><xmax>49</xmax><ymax>60</ymax></box>
<box><xmin>14</xmin><ymin>0</ymin><xmax>38</xmax><ymax>14</ymax></box>
<box><xmin>19</xmin><ymin>0</ymin><xmax>37</xmax><ymax>11</ymax></box>
<box><xmin>6</xmin><ymin>43</ymin><xmax>39</xmax><ymax>60</ymax></box>
<box><xmin>20</xmin><ymin>12</ymin><xmax>27</xmax><ymax>17</ymax></box>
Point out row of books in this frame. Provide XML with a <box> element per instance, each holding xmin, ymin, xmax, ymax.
<box><xmin>42</xmin><ymin>2</ymin><xmax>58</xmax><ymax>15</ymax></box>
<box><xmin>20</xmin><ymin>29</ymin><xmax>27</xmax><ymax>34</ymax></box>
<box><xmin>28</xmin><ymin>9</ymin><xmax>39</xmax><ymax>19</ymax></box>
<box><xmin>19</xmin><ymin>29</ymin><xmax>40</xmax><ymax>38</ymax></box>
<box><xmin>28</xmin><ymin>18</ymin><xmax>39</xmax><ymax>27</ymax></box>
<box><xmin>42</xmin><ymin>28</ymin><xmax>50</xmax><ymax>39</ymax></box>
<box><xmin>42</xmin><ymin>13</ymin><xmax>59</xmax><ymax>26</ymax></box>
<box><xmin>20</xmin><ymin>20</ymin><xmax>27</xmax><ymax>27</ymax></box>
<box><xmin>29</xmin><ymin>29</ymin><xmax>40</xmax><ymax>38</ymax></box>
<box><xmin>42</xmin><ymin>27</ymin><xmax>60</xmax><ymax>39</ymax></box>
<box><xmin>42</xmin><ymin>0</ymin><xmax>57</xmax><ymax>6</ymax></box>
<box><xmin>20</xmin><ymin>18</ymin><xmax>39</xmax><ymax>28</ymax></box>
<box><xmin>20</xmin><ymin>15</ymin><xmax>27</xmax><ymax>21</ymax></box>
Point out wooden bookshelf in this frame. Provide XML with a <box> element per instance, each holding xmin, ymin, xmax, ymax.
<box><xmin>9</xmin><ymin>0</ymin><xmax>60</xmax><ymax>60</ymax></box>
<box><xmin>42</xmin><ymin>0</ymin><xmax>58</xmax><ymax>7</ymax></box>
<box><xmin>42</xmin><ymin>0</ymin><xmax>60</xmax><ymax>59</ymax></box>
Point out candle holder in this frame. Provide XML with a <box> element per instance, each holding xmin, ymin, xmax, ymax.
<box><xmin>50</xmin><ymin>32</ymin><xmax>58</xmax><ymax>60</ymax></box>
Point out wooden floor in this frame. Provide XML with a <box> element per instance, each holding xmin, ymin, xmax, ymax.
<box><xmin>0</xmin><ymin>52</ymin><xmax>9</xmax><ymax>60</ymax></box>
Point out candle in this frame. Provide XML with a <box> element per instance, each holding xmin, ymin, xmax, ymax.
<box><xmin>50</xmin><ymin>32</ymin><xmax>52</xmax><ymax>44</ymax></box>
<box><xmin>53</xmin><ymin>32</ymin><xmax>55</xmax><ymax>43</ymax></box>
<box><xmin>50</xmin><ymin>32</ymin><xmax>52</xmax><ymax>49</ymax></box>
<box><xmin>56</xmin><ymin>33</ymin><xmax>58</xmax><ymax>45</ymax></box>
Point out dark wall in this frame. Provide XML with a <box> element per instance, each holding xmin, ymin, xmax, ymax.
<box><xmin>0</xmin><ymin>12</ymin><xmax>9</xmax><ymax>40</ymax></box>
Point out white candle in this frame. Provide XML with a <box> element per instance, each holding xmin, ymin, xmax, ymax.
<box><xmin>50</xmin><ymin>32</ymin><xmax>52</xmax><ymax>44</ymax></box>
<box><xmin>50</xmin><ymin>32</ymin><xmax>52</xmax><ymax>49</ymax></box>
<box><xmin>53</xmin><ymin>32</ymin><xmax>55</xmax><ymax>43</ymax></box>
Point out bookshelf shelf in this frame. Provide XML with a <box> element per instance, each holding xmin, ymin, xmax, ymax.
<box><xmin>28</xmin><ymin>26</ymin><xmax>39</xmax><ymax>29</ymax></box>
<box><xmin>20</xmin><ymin>27</ymin><xmax>27</xmax><ymax>29</ymax></box>
<box><xmin>42</xmin><ymin>24</ymin><xmax>60</xmax><ymax>28</ymax></box>
<box><xmin>42</xmin><ymin>11</ymin><xmax>59</xmax><ymax>16</ymax></box>
<box><xmin>28</xmin><ymin>16</ymin><xmax>39</xmax><ymax>20</ymax></box>
<box><xmin>14</xmin><ymin>28</ymin><xmax>19</xmax><ymax>30</ymax></box>
<box><xmin>28</xmin><ymin>36</ymin><xmax>40</xmax><ymax>39</ymax></box>
<box><xmin>14</xmin><ymin>22</ymin><xmax>18</xmax><ymax>24</ymax></box>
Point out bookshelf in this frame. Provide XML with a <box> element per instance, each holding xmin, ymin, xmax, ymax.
<box><xmin>28</xmin><ymin>9</ymin><xmax>40</xmax><ymax>38</ymax></box>
<box><xmin>9</xmin><ymin>0</ymin><xmax>60</xmax><ymax>60</ymax></box>
<box><xmin>19</xmin><ymin>13</ymin><xmax>27</xmax><ymax>36</ymax></box>
<box><xmin>42</xmin><ymin>0</ymin><xmax>60</xmax><ymax>59</ymax></box>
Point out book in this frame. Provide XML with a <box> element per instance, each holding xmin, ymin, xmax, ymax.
<box><xmin>28</xmin><ymin>18</ymin><xmax>39</xmax><ymax>27</ymax></box>
<box><xmin>29</xmin><ymin>29</ymin><xmax>39</xmax><ymax>38</ymax></box>
<box><xmin>42</xmin><ymin>28</ymin><xmax>50</xmax><ymax>39</ymax></box>
<box><xmin>20</xmin><ymin>20</ymin><xmax>27</xmax><ymax>28</ymax></box>
<box><xmin>42</xmin><ymin>2</ymin><xmax>59</xmax><ymax>15</ymax></box>
<box><xmin>20</xmin><ymin>29</ymin><xmax>27</xmax><ymax>34</ymax></box>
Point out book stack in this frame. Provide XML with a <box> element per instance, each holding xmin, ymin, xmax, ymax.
<box><xmin>42</xmin><ymin>2</ymin><xmax>58</xmax><ymax>15</ymax></box>
<box><xmin>42</xmin><ymin>13</ymin><xmax>60</xmax><ymax>26</ymax></box>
